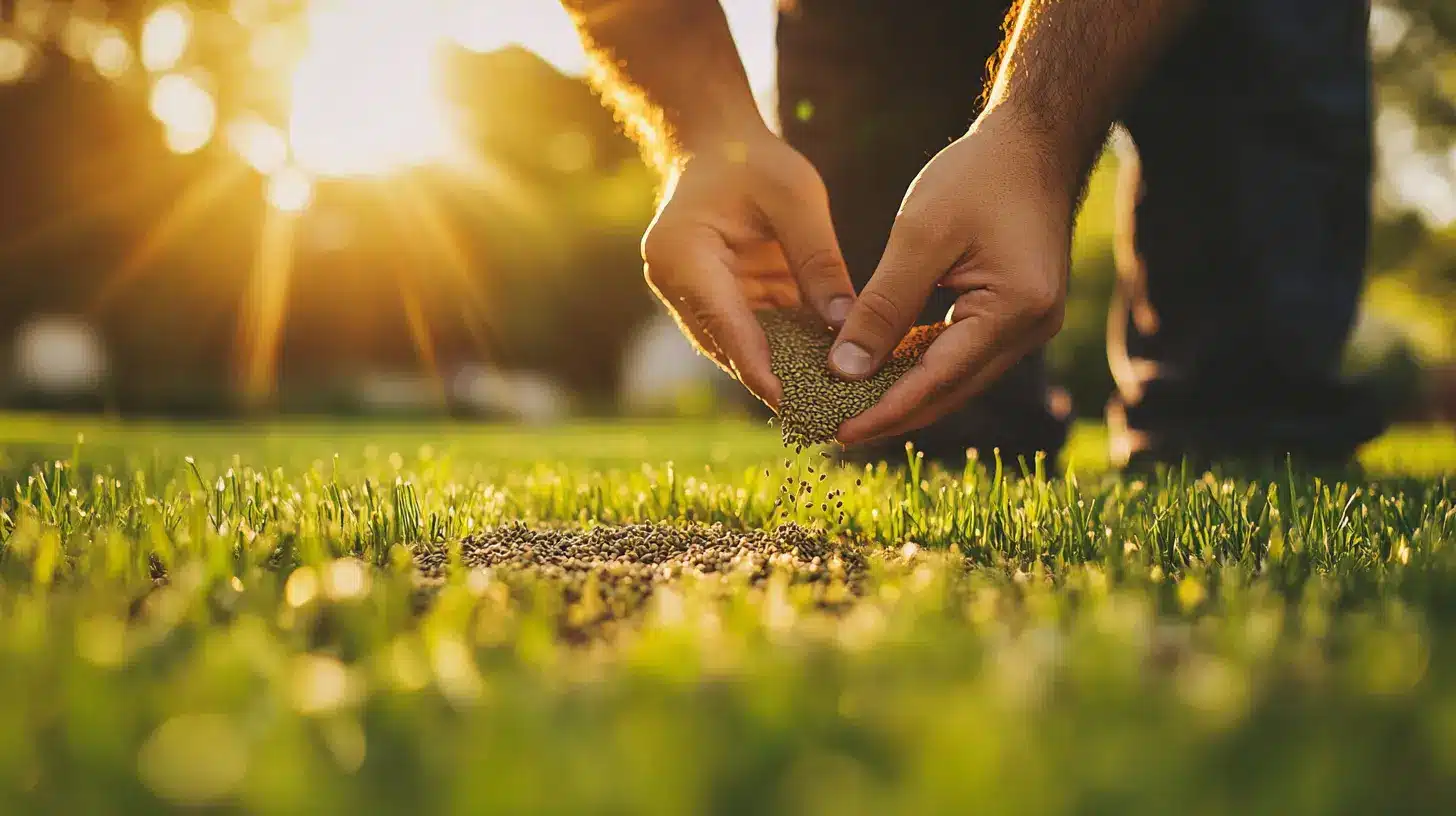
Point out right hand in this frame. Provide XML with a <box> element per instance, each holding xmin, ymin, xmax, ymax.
<box><xmin>827</xmin><ymin>107</ymin><xmax>1074</xmax><ymax>444</ymax></box>
<box><xmin>642</xmin><ymin>127</ymin><xmax>856</xmax><ymax>409</ymax></box>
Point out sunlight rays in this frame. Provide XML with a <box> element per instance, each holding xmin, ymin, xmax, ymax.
<box><xmin>90</xmin><ymin>163</ymin><xmax>250</xmax><ymax>312</ymax></box>
<box><xmin>237</xmin><ymin>204</ymin><xmax>297</xmax><ymax>408</ymax></box>
<box><xmin>5</xmin><ymin>0</ymin><xmax>606</xmax><ymax>406</ymax></box>
<box><xmin>385</xmin><ymin>180</ymin><xmax>501</xmax><ymax>364</ymax></box>
<box><xmin>394</xmin><ymin>260</ymin><xmax>449</xmax><ymax>409</ymax></box>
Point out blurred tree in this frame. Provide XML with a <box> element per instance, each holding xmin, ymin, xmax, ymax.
<box><xmin>1375</xmin><ymin>1</ymin><xmax>1455</xmax><ymax>149</ymax></box>
<box><xmin>0</xmin><ymin>13</ymin><xmax>658</xmax><ymax>414</ymax></box>
<box><xmin>1344</xmin><ymin>2</ymin><xmax>1455</xmax><ymax>418</ymax></box>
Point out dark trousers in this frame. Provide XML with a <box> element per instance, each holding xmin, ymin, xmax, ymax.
<box><xmin>778</xmin><ymin>0</ymin><xmax>1385</xmax><ymax>465</ymax></box>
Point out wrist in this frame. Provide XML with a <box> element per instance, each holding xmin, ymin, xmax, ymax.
<box><xmin>973</xmin><ymin>99</ymin><xmax>1095</xmax><ymax>208</ymax></box>
<box><xmin>670</xmin><ymin>109</ymin><xmax>772</xmax><ymax>162</ymax></box>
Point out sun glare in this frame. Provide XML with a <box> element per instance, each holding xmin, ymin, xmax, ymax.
<box><xmin>150</xmin><ymin>73</ymin><xmax>217</xmax><ymax>154</ymax></box>
<box><xmin>123</xmin><ymin>0</ymin><xmax>599</xmax><ymax>192</ymax></box>
<box><xmin>0</xmin><ymin>37</ymin><xmax>34</xmax><ymax>84</ymax></box>
<box><xmin>449</xmin><ymin>0</ymin><xmax>587</xmax><ymax>74</ymax></box>
<box><xmin>226</xmin><ymin>117</ymin><xmax>289</xmax><ymax>175</ymax></box>
<box><xmin>90</xmin><ymin>30</ymin><xmax>135</xmax><ymax>80</ymax></box>
<box><xmin>287</xmin><ymin>0</ymin><xmax>456</xmax><ymax>178</ymax></box>
<box><xmin>141</xmin><ymin>4</ymin><xmax>192</xmax><ymax>73</ymax></box>
<box><xmin>266</xmin><ymin>167</ymin><xmax>314</xmax><ymax>214</ymax></box>
<box><xmin>25</xmin><ymin>0</ymin><xmax>575</xmax><ymax>401</ymax></box>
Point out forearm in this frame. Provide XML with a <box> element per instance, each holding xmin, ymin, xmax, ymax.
<box><xmin>562</xmin><ymin>0</ymin><xmax>765</xmax><ymax>170</ymax></box>
<box><xmin>986</xmin><ymin>0</ymin><xmax>1200</xmax><ymax>190</ymax></box>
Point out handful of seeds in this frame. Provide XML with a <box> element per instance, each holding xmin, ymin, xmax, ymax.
<box><xmin>758</xmin><ymin>309</ymin><xmax>948</xmax><ymax>447</ymax></box>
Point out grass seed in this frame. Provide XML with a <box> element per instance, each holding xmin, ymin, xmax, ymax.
<box><xmin>757</xmin><ymin>308</ymin><xmax>948</xmax><ymax>447</ymax></box>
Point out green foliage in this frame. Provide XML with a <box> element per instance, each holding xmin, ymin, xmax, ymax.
<box><xmin>0</xmin><ymin>417</ymin><xmax>1455</xmax><ymax>812</ymax></box>
<box><xmin>1377</xmin><ymin>1</ymin><xmax>1456</xmax><ymax>146</ymax></box>
<box><xmin>1049</xmin><ymin>156</ymin><xmax>1120</xmax><ymax>415</ymax></box>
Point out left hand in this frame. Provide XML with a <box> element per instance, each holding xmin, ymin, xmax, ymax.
<box><xmin>642</xmin><ymin>129</ymin><xmax>855</xmax><ymax>410</ymax></box>
<box><xmin>826</xmin><ymin>108</ymin><xmax>1076</xmax><ymax>445</ymax></box>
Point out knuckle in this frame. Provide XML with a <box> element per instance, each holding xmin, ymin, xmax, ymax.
<box><xmin>769</xmin><ymin>150</ymin><xmax>823</xmax><ymax>195</ymax></box>
<box><xmin>1041</xmin><ymin>300</ymin><xmax>1066</xmax><ymax>339</ymax></box>
<box><xmin>640</xmin><ymin>228</ymin><xmax>670</xmax><ymax>265</ymax></box>
<box><xmin>853</xmin><ymin>287</ymin><xmax>909</xmax><ymax>340</ymax></box>
<box><xmin>795</xmin><ymin>246</ymin><xmax>847</xmax><ymax>286</ymax></box>
<box><xmin>1016</xmin><ymin>278</ymin><xmax>1064</xmax><ymax>324</ymax></box>
<box><xmin>759</xmin><ymin>159</ymin><xmax>830</xmax><ymax>216</ymax></box>
<box><xmin>933</xmin><ymin>355</ymin><xmax>976</xmax><ymax>390</ymax></box>
<box><xmin>893</xmin><ymin>203</ymin><xmax>958</xmax><ymax>249</ymax></box>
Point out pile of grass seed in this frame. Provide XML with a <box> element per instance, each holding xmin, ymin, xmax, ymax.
<box><xmin>414</xmin><ymin>521</ymin><xmax>865</xmax><ymax>629</ymax></box>
<box><xmin>757</xmin><ymin>308</ymin><xmax>948</xmax><ymax>447</ymax></box>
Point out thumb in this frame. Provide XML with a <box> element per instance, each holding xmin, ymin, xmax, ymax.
<box><xmin>761</xmin><ymin>184</ymin><xmax>856</xmax><ymax>328</ymax></box>
<box><xmin>828</xmin><ymin>216</ymin><xmax>951</xmax><ymax>380</ymax></box>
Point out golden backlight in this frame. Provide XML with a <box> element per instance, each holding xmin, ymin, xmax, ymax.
<box><xmin>121</xmin><ymin>0</ymin><xmax>591</xmax><ymax>193</ymax></box>
<box><xmin>285</xmin><ymin>0</ymin><xmax>588</xmax><ymax>181</ymax></box>
<box><xmin>0</xmin><ymin>0</ymin><xmax>603</xmax><ymax>404</ymax></box>
<box><xmin>288</xmin><ymin>0</ymin><xmax>456</xmax><ymax>178</ymax></box>
<box><xmin>140</xmin><ymin>3</ymin><xmax>191</xmax><ymax>74</ymax></box>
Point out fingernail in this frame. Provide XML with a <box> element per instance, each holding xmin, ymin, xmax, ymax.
<box><xmin>830</xmin><ymin>342</ymin><xmax>873</xmax><ymax>378</ymax></box>
<box><xmin>826</xmin><ymin>296</ymin><xmax>853</xmax><ymax>325</ymax></box>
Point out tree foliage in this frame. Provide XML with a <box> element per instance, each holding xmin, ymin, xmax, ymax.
<box><xmin>1376</xmin><ymin>1</ymin><xmax>1456</xmax><ymax>147</ymax></box>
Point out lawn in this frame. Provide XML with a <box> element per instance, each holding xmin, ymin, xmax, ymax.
<box><xmin>1</xmin><ymin>414</ymin><xmax>1455</xmax><ymax>813</ymax></box>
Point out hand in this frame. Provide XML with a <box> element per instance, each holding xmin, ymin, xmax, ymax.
<box><xmin>827</xmin><ymin>108</ymin><xmax>1075</xmax><ymax>445</ymax></box>
<box><xmin>642</xmin><ymin>128</ymin><xmax>855</xmax><ymax>409</ymax></box>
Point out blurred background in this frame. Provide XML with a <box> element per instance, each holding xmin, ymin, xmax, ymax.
<box><xmin>0</xmin><ymin>0</ymin><xmax>1450</xmax><ymax>424</ymax></box>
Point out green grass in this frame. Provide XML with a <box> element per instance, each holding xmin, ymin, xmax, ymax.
<box><xmin>2</xmin><ymin>414</ymin><xmax>1456</xmax><ymax>813</ymax></box>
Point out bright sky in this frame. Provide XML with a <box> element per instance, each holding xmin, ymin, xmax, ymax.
<box><xmin>517</xmin><ymin>0</ymin><xmax>780</xmax><ymax>121</ymax></box>
<box><xmin>125</xmin><ymin>0</ymin><xmax>781</xmax><ymax>190</ymax></box>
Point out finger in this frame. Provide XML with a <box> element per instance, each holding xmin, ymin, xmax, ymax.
<box><xmin>839</xmin><ymin>348</ymin><xmax>1030</xmax><ymax>446</ymax></box>
<box><xmin>735</xmin><ymin>242</ymin><xmax>800</xmax><ymax>309</ymax></box>
<box><xmin>737</xmin><ymin>270</ymin><xmax>801</xmax><ymax>310</ymax></box>
<box><xmin>738</xmin><ymin>276</ymin><xmax>772</xmax><ymax>309</ymax></box>
<box><xmin>760</xmin><ymin>185</ymin><xmax>855</xmax><ymax>328</ymax></box>
<box><xmin>645</xmin><ymin>255</ymin><xmax>782</xmax><ymax>409</ymax></box>
<box><xmin>836</xmin><ymin>316</ymin><xmax>997</xmax><ymax>444</ymax></box>
<box><xmin>653</xmin><ymin>270</ymin><xmax>730</xmax><ymax>371</ymax></box>
<box><xmin>836</xmin><ymin>309</ymin><xmax>1016</xmax><ymax>445</ymax></box>
<box><xmin>760</xmin><ymin>278</ymin><xmax>800</xmax><ymax>309</ymax></box>
<box><xmin>828</xmin><ymin>210</ymin><xmax>961</xmax><ymax>381</ymax></box>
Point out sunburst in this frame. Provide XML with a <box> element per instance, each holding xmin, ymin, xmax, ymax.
<box><xmin>0</xmin><ymin>0</ymin><xmax>590</xmax><ymax>406</ymax></box>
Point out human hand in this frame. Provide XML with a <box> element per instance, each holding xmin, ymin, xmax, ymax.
<box><xmin>642</xmin><ymin>128</ymin><xmax>855</xmax><ymax>409</ymax></box>
<box><xmin>827</xmin><ymin>109</ymin><xmax>1075</xmax><ymax>445</ymax></box>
